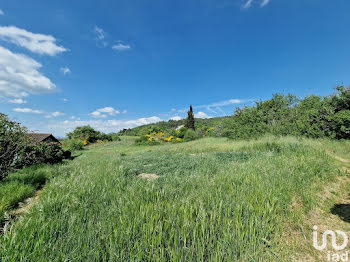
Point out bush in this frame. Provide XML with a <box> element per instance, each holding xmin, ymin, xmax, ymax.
<box><xmin>63</xmin><ymin>139</ymin><xmax>84</xmax><ymax>151</ymax></box>
<box><xmin>67</xmin><ymin>126</ymin><xmax>112</xmax><ymax>143</ymax></box>
<box><xmin>176</xmin><ymin>127</ymin><xmax>187</xmax><ymax>139</ymax></box>
<box><xmin>13</xmin><ymin>143</ymin><xmax>66</xmax><ymax>169</ymax></box>
<box><xmin>111</xmin><ymin>133</ymin><xmax>121</xmax><ymax>141</ymax></box>
<box><xmin>331</xmin><ymin>110</ymin><xmax>350</xmax><ymax>139</ymax></box>
<box><xmin>135</xmin><ymin>135</ymin><xmax>161</xmax><ymax>146</ymax></box>
<box><xmin>183</xmin><ymin>129</ymin><xmax>200</xmax><ymax>142</ymax></box>
<box><xmin>0</xmin><ymin>113</ymin><xmax>28</xmax><ymax>181</ymax></box>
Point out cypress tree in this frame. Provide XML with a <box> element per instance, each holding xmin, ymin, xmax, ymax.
<box><xmin>185</xmin><ymin>105</ymin><xmax>196</xmax><ymax>130</ymax></box>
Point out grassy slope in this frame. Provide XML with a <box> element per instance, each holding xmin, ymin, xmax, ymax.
<box><xmin>0</xmin><ymin>165</ymin><xmax>61</xmax><ymax>222</ymax></box>
<box><xmin>0</xmin><ymin>136</ymin><xmax>348</xmax><ymax>261</ymax></box>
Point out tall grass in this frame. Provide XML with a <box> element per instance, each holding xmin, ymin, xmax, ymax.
<box><xmin>0</xmin><ymin>136</ymin><xmax>345</xmax><ymax>261</ymax></box>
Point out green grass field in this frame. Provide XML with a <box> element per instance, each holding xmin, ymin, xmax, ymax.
<box><xmin>1</xmin><ymin>136</ymin><xmax>349</xmax><ymax>261</ymax></box>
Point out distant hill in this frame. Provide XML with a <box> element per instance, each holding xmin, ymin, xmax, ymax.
<box><xmin>120</xmin><ymin>86</ymin><xmax>350</xmax><ymax>140</ymax></box>
<box><xmin>118</xmin><ymin>116</ymin><xmax>231</xmax><ymax>136</ymax></box>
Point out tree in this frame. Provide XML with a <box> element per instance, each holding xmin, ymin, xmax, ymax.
<box><xmin>185</xmin><ymin>105</ymin><xmax>195</xmax><ymax>130</ymax></box>
<box><xmin>67</xmin><ymin>125</ymin><xmax>102</xmax><ymax>143</ymax></box>
<box><xmin>0</xmin><ymin>113</ymin><xmax>28</xmax><ymax>180</ymax></box>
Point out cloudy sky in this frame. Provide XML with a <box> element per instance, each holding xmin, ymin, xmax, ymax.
<box><xmin>0</xmin><ymin>0</ymin><xmax>349</xmax><ymax>137</ymax></box>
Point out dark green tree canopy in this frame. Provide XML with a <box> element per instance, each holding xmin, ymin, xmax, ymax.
<box><xmin>185</xmin><ymin>105</ymin><xmax>195</xmax><ymax>130</ymax></box>
<box><xmin>0</xmin><ymin>113</ymin><xmax>28</xmax><ymax>180</ymax></box>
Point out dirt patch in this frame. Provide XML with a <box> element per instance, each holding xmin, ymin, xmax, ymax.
<box><xmin>1</xmin><ymin>189</ymin><xmax>43</xmax><ymax>234</ymax></box>
<box><xmin>11</xmin><ymin>190</ymin><xmax>42</xmax><ymax>216</ymax></box>
<box><xmin>138</xmin><ymin>173</ymin><xmax>159</xmax><ymax>181</ymax></box>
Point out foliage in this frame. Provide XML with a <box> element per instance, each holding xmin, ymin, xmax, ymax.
<box><xmin>13</xmin><ymin>143</ymin><xmax>66</xmax><ymax>169</ymax></box>
<box><xmin>175</xmin><ymin>127</ymin><xmax>187</xmax><ymax>138</ymax></box>
<box><xmin>183</xmin><ymin>128</ymin><xmax>200</xmax><ymax>142</ymax></box>
<box><xmin>184</xmin><ymin>105</ymin><xmax>195</xmax><ymax>130</ymax></box>
<box><xmin>67</xmin><ymin>125</ymin><xmax>111</xmax><ymax>143</ymax></box>
<box><xmin>224</xmin><ymin>87</ymin><xmax>350</xmax><ymax>140</ymax></box>
<box><xmin>330</xmin><ymin>110</ymin><xmax>350</xmax><ymax>139</ymax></box>
<box><xmin>110</xmin><ymin>133</ymin><xmax>121</xmax><ymax>141</ymax></box>
<box><xmin>63</xmin><ymin>139</ymin><xmax>84</xmax><ymax>151</ymax></box>
<box><xmin>0</xmin><ymin>164</ymin><xmax>63</xmax><ymax>221</ymax></box>
<box><xmin>122</xmin><ymin>87</ymin><xmax>350</xmax><ymax>141</ymax></box>
<box><xmin>0</xmin><ymin>113</ymin><xmax>28</xmax><ymax>181</ymax></box>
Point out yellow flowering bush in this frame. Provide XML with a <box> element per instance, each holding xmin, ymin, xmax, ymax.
<box><xmin>83</xmin><ymin>140</ymin><xmax>89</xmax><ymax>146</ymax></box>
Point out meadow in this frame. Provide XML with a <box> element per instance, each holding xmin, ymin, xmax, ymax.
<box><xmin>0</xmin><ymin>136</ymin><xmax>349</xmax><ymax>261</ymax></box>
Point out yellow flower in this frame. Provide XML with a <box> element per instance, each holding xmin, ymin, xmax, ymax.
<box><xmin>166</xmin><ymin>136</ymin><xmax>174</xmax><ymax>142</ymax></box>
<box><xmin>176</xmin><ymin>138</ymin><xmax>182</xmax><ymax>142</ymax></box>
<box><xmin>83</xmin><ymin>140</ymin><xmax>89</xmax><ymax>146</ymax></box>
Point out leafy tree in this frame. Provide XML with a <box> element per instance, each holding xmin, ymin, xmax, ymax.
<box><xmin>0</xmin><ymin>113</ymin><xmax>28</xmax><ymax>180</ymax></box>
<box><xmin>67</xmin><ymin>125</ymin><xmax>111</xmax><ymax>143</ymax></box>
<box><xmin>185</xmin><ymin>105</ymin><xmax>195</xmax><ymax>130</ymax></box>
<box><xmin>330</xmin><ymin>110</ymin><xmax>350</xmax><ymax>139</ymax></box>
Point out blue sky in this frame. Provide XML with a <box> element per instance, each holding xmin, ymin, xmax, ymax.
<box><xmin>0</xmin><ymin>0</ymin><xmax>349</xmax><ymax>137</ymax></box>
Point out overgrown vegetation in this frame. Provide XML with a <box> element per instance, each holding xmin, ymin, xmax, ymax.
<box><xmin>67</xmin><ymin>125</ymin><xmax>120</xmax><ymax>143</ymax></box>
<box><xmin>0</xmin><ymin>114</ymin><xmax>28</xmax><ymax>180</ymax></box>
<box><xmin>224</xmin><ymin>86</ymin><xmax>350</xmax><ymax>140</ymax></box>
<box><xmin>0</xmin><ymin>114</ymin><xmax>68</xmax><ymax>181</ymax></box>
<box><xmin>0</xmin><ymin>136</ymin><xmax>347</xmax><ymax>261</ymax></box>
<box><xmin>13</xmin><ymin>143</ymin><xmax>68</xmax><ymax>169</ymax></box>
<box><xmin>0</xmin><ymin>164</ymin><xmax>62</xmax><ymax>221</ymax></box>
<box><xmin>123</xmin><ymin>86</ymin><xmax>350</xmax><ymax>141</ymax></box>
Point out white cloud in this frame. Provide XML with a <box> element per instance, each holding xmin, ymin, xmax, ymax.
<box><xmin>45</xmin><ymin>111</ymin><xmax>65</xmax><ymax>118</ymax></box>
<box><xmin>9</xmin><ymin>98</ymin><xmax>26</xmax><ymax>104</ymax></box>
<box><xmin>170</xmin><ymin>116</ymin><xmax>182</xmax><ymax>121</ymax></box>
<box><xmin>60</xmin><ymin>98</ymin><xmax>69</xmax><ymax>102</ymax></box>
<box><xmin>122</xmin><ymin>110</ymin><xmax>127</xmax><ymax>114</ymax></box>
<box><xmin>242</xmin><ymin>0</ymin><xmax>270</xmax><ymax>9</ymax></box>
<box><xmin>197</xmin><ymin>99</ymin><xmax>244</xmax><ymax>109</ymax></box>
<box><xmin>112</xmin><ymin>43</ymin><xmax>131</xmax><ymax>51</ymax></box>
<box><xmin>60</xmin><ymin>66</ymin><xmax>71</xmax><ymax>75</ymax></box>
<box><xmin>93</xmin><ymin>26</ymin><xmax>105</xmax><ymax>41</ymax></box>
<box><xmin>0</xmin><ymin>9</ymin><xmax>4</xmax><ymax>15</ymax></box>
<box><xmin>90</xmin><ymin>107</ymin><xmax>120</xmax><ymax>118</ymax></box>
<box><xmin>194</xmin><ymin>112</ymin><xmax>211</xmax><ymax>119</ymax></box>
<box><xmin>13</xmin><ymin>107</ymin><xmax>43</xmax><ymax>114</ymax></box>
<box><xmin>46</xmin><ymin>116</ymin><xmax>162</xmax><ymax>137</ymax></box>
<box><xmin>261</xmin><ymin>0</ymin><xmax>270</xmax><ymax>7</ymax></box>
<box><xmin>93</xmin><ymin>26</ymin><xmax>108</xmax><ymax>47</ymax></box>
<box><xmin>0</xmin><ymin>26</ymin><xmax>67</xmax><ymax>56</ymax></box>
<box><xmin>242</xmin><ymin>0</ymin><xmax>253</xmax><ymax>9</ymax></box>
<box><xmin>0</xmin><ymin>46</ymin><xmax>56</xmax><ymax>98</ymax></box>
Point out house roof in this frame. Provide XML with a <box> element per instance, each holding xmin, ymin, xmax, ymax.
<box><xmin>25</xmin><ymin>133</ymin><xmax>60</xmax><ymax>144</ymax></box>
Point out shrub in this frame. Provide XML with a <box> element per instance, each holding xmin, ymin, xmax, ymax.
<box><xmin>183</xmin><ymin>129</ymin><xmax>200</xmax><ymax>142</ymax></box>
<box><xmin>13</xmin><ymin>143</ymin><xmax>66</xmax><ymax>169</ymax></box>
<box><xmin>176</xmin><ymin>127</ymin><xmax>187</xmax><ymax>139</ymax></box>
<box><xmin>67</xmin><ymin>126</ymin><xmax>111</xmax><ymax>143</ymax></box>
<box><xmin>0</xmin><ymin>113</ymin><xmax>28</xmax><ymax>181</ymax></box>
<box><xmin>111</xmin><ymin>133</ymin><xmax>121</xmax><ymax>141</ymax></box>
<box><xmin>63</xmin><ymin>139</ymin><xmax>84</xmax><ymax>151</ymax></box>
<box><xmin>331</xmin><ymin>110</ymin><xmax>350</xmax><ymax>139</ymax></box>
<box><xmin>135</xmin><ymin>135</ymin><xmax>161</xmax><ymax>146</ymax></box>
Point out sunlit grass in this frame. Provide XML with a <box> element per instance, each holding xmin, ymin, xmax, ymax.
<box><xmin>0</xmin><ymin>136</ymin><xmax>346</xmax><ymax>261</ymax></box>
